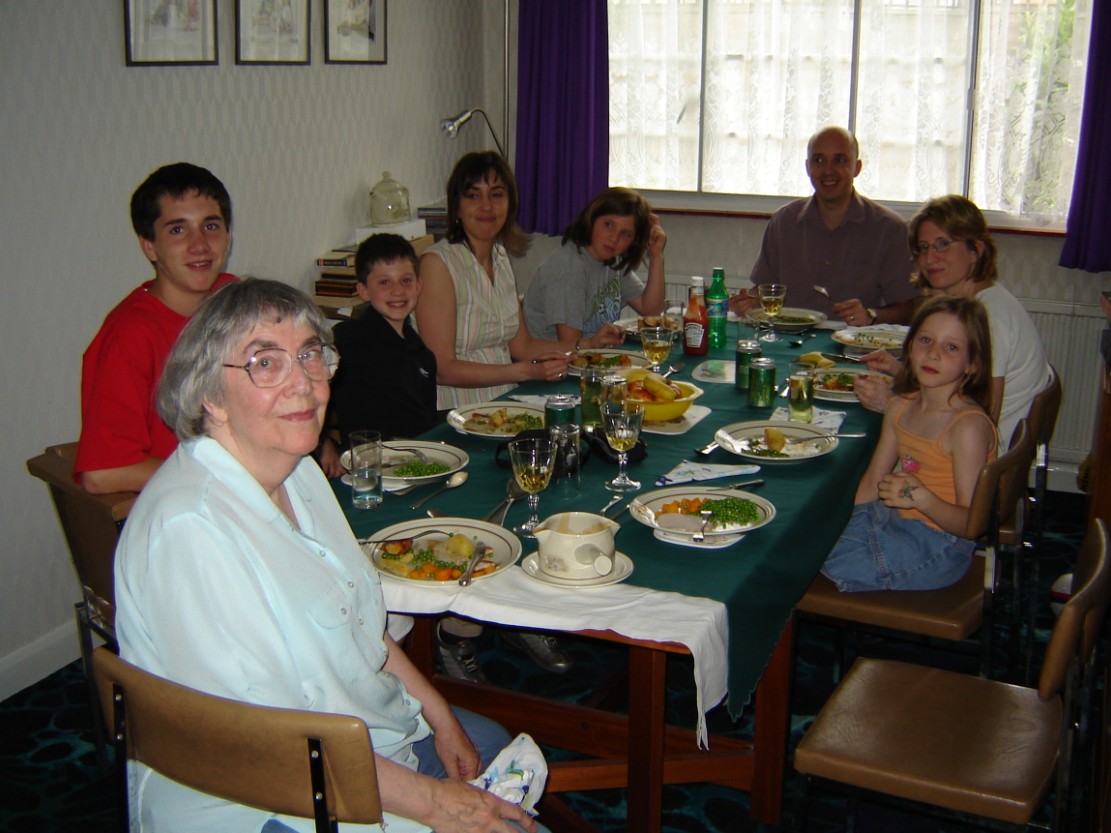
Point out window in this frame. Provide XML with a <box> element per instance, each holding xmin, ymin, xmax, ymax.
<box><xmin>608</xmin><ymin>0</ymin><xmax>1091</xmax><ymax>225</ymax></box>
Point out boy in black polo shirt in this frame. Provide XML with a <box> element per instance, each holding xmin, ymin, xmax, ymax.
<box><xmin>330</xmin><ymin>234</ymin><xmax>437</xmax><ymax>445</ymax></box>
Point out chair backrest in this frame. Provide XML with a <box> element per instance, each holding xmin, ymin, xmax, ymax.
<box><xmin>91</xmin><ymin>648</ymin><xmax>383</xmax><ymax>827</ymax></box>
<box><xmin>1027</xmin><ymin>366</ymin><xmax>1062</xmax><ymax>456</ymax></box>
<box><xmin>1038</xmin><ymin>518</ymin><xmax>1110</xmax><ymax>700</ymax></box>
<box><xmin>964</xmin><ymin>419</ymin><xmax>1034</xmax><ymax>541</ymax></box>
<box><xmin>26</xmin><ymin>443</ymin><xmax>136</xmax><ymax>629</ymax></box>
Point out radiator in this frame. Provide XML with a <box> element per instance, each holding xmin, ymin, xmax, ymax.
<box><xmin>661</xmin><ymin>281</ymin><xmax>1104</xmax><ymax>492</ymax></box>
<box><xmin>1023</xmin><ymin>300</ymin><xmax>1104</xmax><ymax>488</ymax></box>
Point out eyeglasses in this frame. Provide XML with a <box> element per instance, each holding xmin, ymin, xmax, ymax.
<box><xmin>912</xmin><ymin>238</ymin><xmax>961</xmax><ymax>257</ymax></box>
<box><xmin>223</xmin><ymin>343</ymin><xmax>339</xmax><ymax>388</ymax></box>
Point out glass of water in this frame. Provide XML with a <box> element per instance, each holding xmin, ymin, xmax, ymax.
<box><xmin>348</xmin><ymin>429</ymin><xmax>383</xmax><ymax>509</ymax></box>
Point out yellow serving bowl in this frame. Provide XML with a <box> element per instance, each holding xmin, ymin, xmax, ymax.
<box><xmin>629</xmin><ymin>380</ymin><xmax>704</xmax><ymax>423</ymax></box>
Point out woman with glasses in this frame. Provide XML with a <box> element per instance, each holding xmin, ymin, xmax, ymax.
<box><xmin>113</xmin><ymin>279</ymin><xmax>542</xmax><ymax>833</ymax></box>
<box><xmin>855</xmin><ymin>195</ymin><xmax>1050</xmax><ymax>449</ymax></box>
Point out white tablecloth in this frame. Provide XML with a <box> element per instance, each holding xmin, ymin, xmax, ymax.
<box><xmin>382</xmin><ymin>566</ymin><xmax>729</xmax><ymax>747</ymax></box>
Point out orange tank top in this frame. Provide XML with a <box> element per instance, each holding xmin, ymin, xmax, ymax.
<box><xmin>893</xmin><ymin>396</ymin><xmax>997</xmax><ymax>530</ymax></box>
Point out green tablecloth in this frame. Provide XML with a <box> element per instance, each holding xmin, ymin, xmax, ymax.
<box><xmin>339</xmin><ymin>325</ymin><xmax>880</xmax><ymax>717</ymax></box>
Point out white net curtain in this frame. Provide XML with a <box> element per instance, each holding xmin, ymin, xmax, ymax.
<box><xmin>608</xmin><ymin>0</ymin><xmax>1090</xmax><ymax>224</ymax></box>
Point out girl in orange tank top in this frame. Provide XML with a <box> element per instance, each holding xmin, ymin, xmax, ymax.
<box><xmin>821</xmin><ymin>296</ymin><xmax>998</xmax><ymax>592</ymax></box>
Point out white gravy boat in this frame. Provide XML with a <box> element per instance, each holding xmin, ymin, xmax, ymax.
<box><xmin>532</xmin><ymin>512</ymin><xmax>620</xmax><ymax>580</ymax></box>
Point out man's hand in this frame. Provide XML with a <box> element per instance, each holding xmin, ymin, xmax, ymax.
<box><xmin>728</xmin><ymin>288</ymin><xmax>758</xmax><ymax>316</ymax></box>
<box><xmin>831</xmin><ymin>298</ymin><xmax>871</xmax><ymax>326</ymax></box>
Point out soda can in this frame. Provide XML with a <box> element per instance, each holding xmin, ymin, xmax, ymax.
<box><xmin>735</xmin><ymin>339</ymin><xmax>762</xmax><ymax>390</ymax></box>
<box><xmin>747</xmin><ymin>358</ymin><xmax>777</xmax><ymax>408</ymax></box>
<box><xmin>545</xmin><ymin>393</ymin><xmax>577</xmax><ymax>427</ymax></box>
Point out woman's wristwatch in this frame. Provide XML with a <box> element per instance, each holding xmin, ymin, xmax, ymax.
<box><xmin>866</xmin><ymin>307</ymin><xmax>878</xmax><ymax>324</ymax></box>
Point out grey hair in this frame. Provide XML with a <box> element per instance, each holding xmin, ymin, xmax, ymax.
<box><xmin>158</xmin><ymin>278</ymin><xmax>331</xmax><ymax>440</ymax></box>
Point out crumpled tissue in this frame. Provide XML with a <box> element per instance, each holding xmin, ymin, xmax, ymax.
<box><xmin>656</xmin><ymin>461</ymin><xmax>761</xmax><ymax>486</ymax></box>
<box><xmin>469</xmin><ymin>733</ymin><xmax>548</xmax><ymax>816</ymax></box>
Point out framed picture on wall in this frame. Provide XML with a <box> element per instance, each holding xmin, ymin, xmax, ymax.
<box><xmin>324</xmin><ymin>0</ymin><xmax>386</xmax><ymax>65</ymax></box>
<box><xmin>124</xmin><ymin>0</ymin><xmax>219</xmax><ymax>66</ymax></box>
<box><xmin>235</xmin><ymin>0</ymin><xmax>310</xmax><ymax>64</ymax></box>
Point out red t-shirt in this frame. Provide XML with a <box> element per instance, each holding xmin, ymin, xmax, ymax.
<box><xmin>74</xmin><ymin>274</ymin><xmax>237</xmax><ymax>479</ymax></box>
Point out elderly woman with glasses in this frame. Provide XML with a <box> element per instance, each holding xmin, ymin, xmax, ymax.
<box><xmin>113</xmin><ymin>279</ymin><xmax>541</xmax><ymax>833</ymax></box>
<box><xmin>854</xmin><ymin>195</ymin><xmax>1050</xmax><ymax>450</ymax></box>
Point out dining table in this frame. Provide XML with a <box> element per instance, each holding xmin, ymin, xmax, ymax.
<box><xmin>335</xmin><ymin>322</ymin><xmax>883</xmax><ymax>832</ymax></box>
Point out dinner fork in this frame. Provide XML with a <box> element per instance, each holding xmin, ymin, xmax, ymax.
<box><xmin>692</xmin><ymin>510</ymin><xmax>714</xmax><ymax>543</ymax></box>
<box><xmin>358</xmin><ymin>529</ymin><xmax>453</xmax><ymax>547</ymax></box>
<box><xmin>785</xmin><ymin>432</ymin><xmax>867</xmax><ymax>444</ymax></box>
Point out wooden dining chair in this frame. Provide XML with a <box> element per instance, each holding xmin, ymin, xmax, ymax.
<box><xmin>26</xmin><ymin>442</ymin><xmax>136</xmax><ymax>765</ymax></box>
<box><xmin>1018</xmin><ymin>367</ymin><xmax>1063</xmax><ymax>680</ymax></box>
<box><xmin>92</xmin><ymin>648</ymin><xmax>383</xmax><ymax>833</ymax></box>
<box><xmin>795</xmin><ymin>419</ymin><xmax>1035</xmax><ymax>679</ymax></box>
<box><xmin>793</xmin><ymin>517</ymin><xmax>1110</xmax><ymax>833</ymax></box>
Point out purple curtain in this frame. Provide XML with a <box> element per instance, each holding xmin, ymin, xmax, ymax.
<box><xmin>515</xmin><ymin>0</ymin><xmax>609</xmax><ymax>235</ymax></box>
<box><xmin>1060</xmin><ymin>0</ymin><xmax>1111</xmax><ymax>272</ymax></box>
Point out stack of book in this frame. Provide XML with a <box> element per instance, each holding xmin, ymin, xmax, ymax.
<box><xmin>314</xmin><ymin>247</ymin><xmax>358</xmax><ymax>298</ymax></box>
<box><xmin>417</xmin><ymin>203</ymin><xmax>448</xmax><ymax>239</ymax></box>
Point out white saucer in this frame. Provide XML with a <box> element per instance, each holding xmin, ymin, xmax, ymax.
<box><xmin>520</xmin><ymin>552</ymin><xmax>634</xmax><ymax>588</ymax></box>
<box><xmin>652</xmin><ymin>528</ymin><xmax>745</xmax><ymax>550</ymax></box>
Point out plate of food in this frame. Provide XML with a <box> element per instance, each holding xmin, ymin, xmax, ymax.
<box><xmin>446</xmin><ymin>402</ymin><xmax>545</xmax><ymax>438</ymax></box>
<box><xmin>745</xmin><ymin>307</ymin><xmax>828</xmax><ymax>333</ymax></box>
<box><xmin>615</xmin><ymin>313</ymin><xmax>682</xmax><ymax>339</ymax></box>
<box><xmin>628</xmin><ymin>486</ymin><xmax>775</xmax><ymax>542</ymax></box>
<box><xmin>715</xmin><ymin>421</ymin><xmax>840</xmax><ymax>463</ymax></box>
<box><xmin>568</xmin><ymin>350</ymin><xmax>650</xmax><ymax>376</ymax></box>
<box><xmin>362</xmin><ymin>518</ymin><xmax>521</xmax><ymax>585</ymax></box>
<box><xmin>831</xmin><ymin>325</ymin><xmax>908</xmax><ymax>358</ymax></box>
<box><xmin>812</xmin><ymin>368</ymin><xmax>892</xmax><ymax>403</ymax></box>
<box><xmin>340</xmin><ymin>441</ymin><xmax>470</xmax><ymax>489</ymax></box>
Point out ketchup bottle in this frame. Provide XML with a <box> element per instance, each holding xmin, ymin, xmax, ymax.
<box><xmin>683</xmin><ymin>276</ymin><xmax>709</xmax><ymax>356</ymax></box>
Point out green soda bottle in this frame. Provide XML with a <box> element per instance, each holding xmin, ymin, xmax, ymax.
<box><xmin>706</xmin><ymin>267</ymin><xmax>729</xmax><ymax>349</ymax></box>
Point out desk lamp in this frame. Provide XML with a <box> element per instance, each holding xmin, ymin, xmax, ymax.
<box><xmin>439</xmin><ymin>107</ymin><xmax>505</xmax><ymax>157</ymax></box>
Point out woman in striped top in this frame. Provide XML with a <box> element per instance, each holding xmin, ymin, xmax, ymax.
<box><xmin>415</xmin><ymin>152</ymin><xmax>573</xmax><ymax>410</ymax></box>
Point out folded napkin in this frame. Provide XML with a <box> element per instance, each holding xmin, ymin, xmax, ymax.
<box><xmin>469</xmin><ymin>733</ymin><xmax>548</xmax><ymax>816</ymax></box>
<box><xmin>770</xmin><ymin>406</ymin><xmax>846</xmax><ymax>431</ymax></box>
<box><xmin>656</xmin><ymin>461</ymin><xmax>761</xmax><ymax>486</ymax></box>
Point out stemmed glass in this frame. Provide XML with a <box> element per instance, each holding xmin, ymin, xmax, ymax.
<box><xmin>602</xmin><ymin>401</ymin><xmax>644</xmax><ymax>492</ymax></box>
<box><xmin>639</xmin><ymin>326</ymin><xmax>675</xmax><ymax>373</ymax></box>
<box><xmin>757</xmin><ymin>283</ymin><xmax>787</xmax><ymax>342</ymax></box>
<box><xmin>507</xmin><ymin>437</ymin><xmax>555</xmax><ymax>534</ymax></box>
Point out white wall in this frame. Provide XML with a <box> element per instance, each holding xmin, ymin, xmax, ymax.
<box><xmin>0</xmin><ymin>0</ymin><xmax>511</xmax><ymax>699</ymax></box>
<box><xmin>2</xmin><ymin>1</ymin><xmax>1108</xmax><ymax>699</ymax></box>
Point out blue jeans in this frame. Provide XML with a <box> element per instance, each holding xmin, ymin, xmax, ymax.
<box><xmin>413</xmin><ymin>706</ymin><xmax>511</xmax><ymax>777</ymax></box>
<box><xmin>821</xmin><ymin>501</ymin><xmax>975</xmax><ymax>592</ymax></box>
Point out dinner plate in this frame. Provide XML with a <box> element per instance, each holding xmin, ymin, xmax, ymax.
<box><xmin>340</xmin><ymin>441</ymin><xmax>470</xmax><ymax>489</ymax></box>
<box><xmin>520</xmin><ymin>551</ymin><xmax>634</xmax><ymax>588</ymax></box>
<box><xmin>362</xmin><ymin>518</ymin><xmax>521</xmax><ymax>585</ymax></box>
<box><xmin>446</xmin><ymin>402</ymin><xmax>546</xmax><ymax>439</ymax></box>
<box><xmin>652</xmin><ymin>528</ymin><xmax>745</xmax><ymax>550</ymax></box>
<box><xmin>567</xmin><ymin>350</ymin><xmax>650</xmax><ymax>377</ymax></box>
<box><xmin>812</xmin><ymin>368</ymin><xmax>892</xmax><ymax>403</ymax></box>
<box><xmin>715</xmin><ymin>420</ymin><xmax>840</xmax><ymax>463</ymax></box>
<box><xmin>615</xmin><ymin>315</ymin><xmax>682</xmax><ymax>339</ymax></box>
<box><xmin>831</xmin><ymin>325</ymin><xmax>908</xmax><ymax>358</ymax></box>
<box><xmin>745</xmin><ymin>307</ymin><xmax>828</xmax><ymax>333</ymax></box>
<box><xmin>628</xmin><ymin>486</ymin><xmax>775</xmax><ymax>540</ymax></box>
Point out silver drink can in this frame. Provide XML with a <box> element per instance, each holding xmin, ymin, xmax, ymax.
<box><xmin>747</xmin><ymin>358</ymin><xmax>777</xmax><ymax>408</ymax></box>
<box><xmin>735</xmin><ymin>339</ymin><xmax>762</xmax><ymax>390</ymax></box>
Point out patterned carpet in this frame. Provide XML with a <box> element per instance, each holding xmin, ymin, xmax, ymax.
<box><xmin>0</xmin><ymin>491</ymin><xmax>1095</xmax><ymax>833</ymax></box>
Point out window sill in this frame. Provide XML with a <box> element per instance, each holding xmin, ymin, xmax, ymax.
<box><xmin>642</xmin><ymin>191</ymin><xmax>1067</xmax><ymax>238</ymax></box>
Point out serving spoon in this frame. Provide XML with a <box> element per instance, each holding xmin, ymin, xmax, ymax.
<box><xmin>409</xmin><ymin>471</ymin><xmax>468</xmax><ymax>510</ymax></box>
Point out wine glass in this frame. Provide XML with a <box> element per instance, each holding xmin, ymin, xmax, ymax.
<box><xmin>508</xmin><ymin>437</ymin><xmax>555</xmax><ymax>534</ymax></box>
<box><xmin>602</xmin><ymin>401</ymin><xmax>644</xmax><ymax>492</ymax></box>
<box><xmin>639</xmin><ymin>326</ymin><xmax>675</xmax><ymax>373</ymax></box>
<box><xmin>757</xmin><ymin>283</ymin><xmax>787</xmax><ymax>342</ymax></box>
